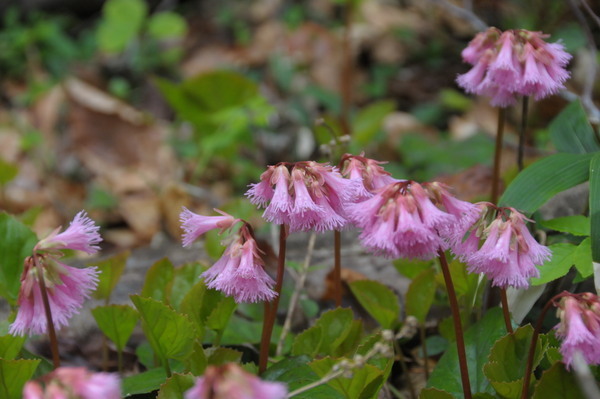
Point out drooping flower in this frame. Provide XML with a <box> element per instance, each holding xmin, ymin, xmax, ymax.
<box><xmin>554</xmin><ymin>294</ymin><xmax>600</xmax><ymax>368</ymax></box>
<box><xmin>457</xmin><ymin>28</ymin><xmax>571</xmax><ymax>107</ymax></box>
<box><xmin>339</xmin><ymin>153</ymin><xmax>399</xmax><ymax>201</ymax></box>
<box><xmin>23</xmin><ymin>367</ymin><xmax>121</xmax><ymax>399</ymax></box>
<box><xmin>184</xmin><ymin>364</ymin><xmax>287</xmax><ymax>399</ymax></box>
<box><xmin>180</xmin><ymin>208</ymin><xmax>239</xmax><ymax>247</ymax></box>
<box><xmin>246</xmin><ymin>161</ymin><xmax>357</xmax><ymax>232</ymax></box>
<box><xmin>10</xmin><ymin>212</ymin><xmax>102</xmax><ymax>336</ymax></box>
<box><xmin>451</xmin><ymin>205</ymin><xmax>551</xmax><ymax>289</ymax></box>
<box><xmin>346</xmin><ymin>180</ymin><xmax>479</xmax><ymax>259</ymax></box>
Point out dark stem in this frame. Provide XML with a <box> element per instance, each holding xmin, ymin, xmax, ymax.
<box><xmin>117</xmin><ymin>348</ymin><xmax>123</xmax><ymax>375</ymax></box>
<box><xmin>333</xmin><ymin>230</ymin><xmax>342</xmax><ymax>307</ymax></box>
<box><xmin>520</xmin><ymin>298</ymin><xmax>557</xmax><ymax>399</ymax></box>
<box><xmin>259</xmin><ymin>225</ymin><xmax>287</xmax><ymax>374</ymax></box>
<box><xmin>518</xmin><ymin>96</ymin><xmax>529</xmax><ymax>171</ymax></box>
<box><xmin>102</xmin><ymin>334</ymin><xmax>109</xmax><ymax>371</ymax></box>
<box><xmin>163</xmin><ymin>357</ymin><xmax>172</xmax><ymax>378</ymax></box>
<box><xmin>33</xmin><ymin>256</ymin><xmax>61</xmax><ymax>369</ymax></box>
<box><xmin>438</xmin><ymin>250</ymin><xmax>472</xmax><ymax>399</ymax></box>
<box><xmin>339</xmin><ymin>1</ymin><xmax>354</xmax><ymax>137</ymax></box>
<box><xmin>420</xmin><ymin>323</ymin><xmax>430</xmax><ymax>380</ymax></box>
<box><xmin>500</xmin><ymin>288</ymin><xmax>514</xmax><ymax>334</ymax></box>
<box><xmin>491</xmin><ymin>107</ymin><xmax>506</xmax><ymax>204</ymax></box>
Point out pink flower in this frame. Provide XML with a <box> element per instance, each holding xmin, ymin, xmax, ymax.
<box><xmin>202</xmin><ymin>225</ymin><xmax>276</xmax><ymax>303</ymax></box>
<box><xmin>180</xmin><ymin>208</ymin><xmax>238</xmax><ymax>247</ymax></box>
<box><xmin>339</xmin><ymin>153</ymin><xmax>399</xmax><ymax>201</ymax></box>
<box><xmin>452</xmin><ymin>205</ymin><xmax>551</xmax><ymax>289</ymax></box>
<box><xmin>23</xmin><ymin>367</ymin><xmax>121</xmax><ymax>399</ymax></box>
<box><xmin>555</xmin><ymin>295</ymin><xmax>600</xmax><ymax>368</ymax></box>
<box><xmin>247</xmin><ymin>161</ymin><xmax>356</xmax><ymax>232</ymax></box>
<box><xmin>36</xmin><ymin>211</ymin><xmax>101</xmax><ymax>254</ymax></box>
<box><xmin>185</xmin><ymin>364</ymin><xmax>287</xmax><ymax>399</ymax></box>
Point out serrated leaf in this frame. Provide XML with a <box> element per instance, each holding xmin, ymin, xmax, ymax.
<box><xmin>532</xmin><ymin>243</ymin><xmax>577</xmax><ymax>285</ymax></box>
<box><xmin>549</xmin><ymin>100</ymin><xmax>600</xmax><ymax>154</ymax></box>
<box><xmin>157</xmin><ymin>373</ymin><xmax>195</xmax><ymax>399</ymax></box>
<box><xmin>206</xmin><ymin>347</ymin><xmax>242</xmax><ymax>366</ymax></box>
<box><xmin>0</xmin><ymin>335</ymin><xmax>25</xmax><ymax>360</ymax></box>
<box><xmin>393</xmin><ymin>258</ymin><xmax>435</xmax><ymax>279</ymax></box>
<box><xmin>532</xmin><ymin>362</ymin><xmax>584</xmax><ymax>399</ymax></box>
<box><xmin>406</xmin><ymin>268</ymin><xmax>436</xmax><ymax>323</ymax></box>
<box><xmin>348</xmin><ymin>280</ymin><xmax>400</xmax><ymax>329</ymax></box>
<box><xmin>499</xmin><ymin>153</ymin><xmax>594</xmax><ymax>215</ymax></box>
<box><xmin>292</xmin><ymin>325</ymin><xmax>322</xmax><ymax>357</ymax></box>
<box><xmin>91</xmin><ymin>305</ymin><xmax>139</xmax><ymax>351</ymax></box>
<box><xmin>97</xmin><ymin>0</ymin><xmax>147</xmax><ymax>53</ymax></box>
<box><xmin>122</xmin><ymin>367</ymin><xmax>168</xmax><ymax>396</ymax></box>
<box><xmin>315</xmin><ymin>308</ymin><xmax>356</xmax><ymax>355</ymax></box>
<box><xmin>540</xmin><ymin>215</ymin><xmax>590</xmax><ymax>236</ymax></box>
<box><xmin>130</xmin><ymin>295</ymin><xmax>195</xmax><ymax>364</ymax></box>
<box><xmin>0</xmin><ymin>358</ymin><xmax>40</xmax><ymax>399</ymax></box>
<box><xmin>92</xmin><ymin>251</ymin><xmax>129</xmax><ymax>300</ymax></box>
<box><xmin>0</xmin><ymin>213</ymin><xmax>38</xmax><ymax>304</ymax></box>
<box><xmin>179</xmin><ymin>280</ymin><xmax>236</xmax><ymax>336</ymax></box>
<box><xmin>309</xmin><ymin>357</ymin><xmax>384</xmax><ymax>399</ymax></box>
<box><xmin>170</xmin><ymin>262</ymin><xmax>204</xmax><ymax>310</ymax></box>
<box><xmin>589</xmin><ymin>153</ymin><xmax>600</xmax><ymax>262</ymax></box>
<box><xmin>147</xmin><ymin>12</ymin><xmax>187</xmax><ymax>40</ymax></box>
<box><xmin>573</xmin><ymin>237</ymin><xmax>593</xmax><ymax>277</ymax></box>
<box><xmin>205</xmin><ymin>296</ymin><xmax>236</xmax><ymax>331</ymax></box>
<box><xmin>142</xmin><ymin>258</ymin><xmax>175</xmax><ymax>303</ymax></box>
<box><xmin>419</xmin><ymin>388</ymin><xmax>456</xmax><ymax>399</ymax></box>
<box><xmin>186</xmin><ymin>342</ymin><xmax>207</xmax><ymax>376</ymax></box>
<box><xmin>427</xmin><ymin>308</ymin><xmax>506</xmax><ymax>397</ymax></box>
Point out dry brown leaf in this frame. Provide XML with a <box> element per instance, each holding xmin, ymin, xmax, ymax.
<box><xmin>118</xmin><ymin>192</ymin><xmax>161</xmax><ymax>241</ymax></box>
<box><xmin>160</xmin><ymin>182</ymin><xmax>191</xmax><ymax>240</ymax></box>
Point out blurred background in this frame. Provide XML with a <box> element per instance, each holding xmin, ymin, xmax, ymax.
<box><xmin>0</xmin><ymin>0</ymin><xmax>598</xmax><ymax>249</ymax></box>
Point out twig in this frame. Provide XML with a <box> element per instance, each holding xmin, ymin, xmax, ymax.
<box><xmin>425</xmin><ymin>0</ymin><xmax>488</xmax><ymax>31</ymax></box>
<box><xmin>276</xmin><ymin>233</ymin><xmax>317</xmax><ymax>357</ymax></box>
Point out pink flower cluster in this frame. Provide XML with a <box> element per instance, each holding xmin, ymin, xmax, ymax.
<box><xmin>185</xmin><ymin>364</ymin><xmax>287</xmax><ymax>399</ymax></box>
<box><xmin>339</xmin><ymin>153</ymin><xmax>399</xmax><ymax>201</ymax></box>
<box><xmin>451</xmin><ymin>205</ymin><xmax>551</xmax><ymax>289</ymax></box>
<box><xmin>10</xmin><ymin>211</ymin><xmax>101</xmax><ymax>336</ymax></box>
<box><xmin>457</xmin><ymin>28</ymin><xmax>571</xmax><ymax>107</ymax></box>
<box><xmin>23</xmin><ymin>367</ymin><xmax>120</xmax><ymax>399</ymax></box>
<box><xmin>246</xmin><ymin>161</ymin><xmax>357</xmax><ymax>232</ymax></box>
<box><xmin>179</xmin><ymin>208</ymin><xmax>276</xmax><ymax>303</ymax></box>
<box><xmin>346</xmin><ymin>180</ymin><xmax>479</xmax><ymax>259</ymax></box>
<box><xmin>555</xmin><ymin>293</ymin><xmax>600</xmax><ymax>368</ymax></box>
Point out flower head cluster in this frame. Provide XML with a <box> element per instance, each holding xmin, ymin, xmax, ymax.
<box><xmin>246</xmin><ymin>161</ymin><xmax>357</xmax><ymax>232</ymax></box>
<box><xmin>23</xmin><ymin>367</ymin><xmax>120</xmax><ymax>399</ymax></box>
<box><xmin>457</xmin><ymin>28</ymin><xmax>571</xmax><ymax>107</ymax></box>
<box><xmin>346</xmin><ymin>180</ymin><xmax>479</xmax><ymax>259</ymax></box>
<box><xmin>339</xmin><ymin>153</ymin><xmax>399</xmax><ymax>202</ymax></box>
<box><xmin>10</xmin><ymin>211</ymin><xmax>101</xmax><ymax>336</ymax></box>
<box><xmin>554</xmin><ymin>293</ymin><xmax>600</xmax><ymax>368</ymax></box>
<box><xmin>185</xmin><ymin>364</ymin><xmax>287</xmax><ymax>399</ymax></box>
<box><xmin>451</xmin><ymin>205</ymin><xmax>551</xmax><ymax>289</ymax></box>
<box><xmin>179</xmin><ymin>208</ymin><xmax>276</xmax><ymax>303</ymax></box>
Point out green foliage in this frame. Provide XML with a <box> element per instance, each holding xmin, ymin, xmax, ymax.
<box><xmin>0</xmin><ymin>358</ymin><xmax>40</xmax><ymax>399</ymax></box>
<box><xmin>309</xmin><ymin>357</ymin><xmax>384</xmax><ymax>399</ymax></box>
<box><xmin>170</xmin><ymin>262</ymin><xmax>204</xmax><ymax>310</ymax></box>
<box><xmin>97</xmin><ymin>0</ymin><xmax>148</xmax><ymax>54</ymax></box>
<box><xmin>589</xmin><ymin>153</ymin><xmax>600</xmax><ymax>262</ymax></box>
<box><xmin>92</xmin><ymin>251</ymin><xmax>129</xmax><ymax>300</ymax></box>
<box><xmin>351</xmin><ymin>101</ymin><xmax>396</xmax><ymax>147</ymax></box>
<box><xmin>549</xmin><ymin>100</ymin><xmax>600</xmax><ymax>154</ymax></box>
<box><xmin>0</xmin><ymin>160</ymin><xmax>18</xmax><ymax>187</ymax></box>
<box><xmin>147</xmin><ymin>12</ymin><xmax>187</xmax><ymax>40</ymax></box>
<box><xmin>0</xmin><ymin>335</ymin><xmax>26</xmax><ymax>360</ymax></box>
<box><xmin>142</xmin><ymin>258</ymin><xmax>175</xmax><ymax>303</ymax></box>
<box><xmin>419</xmin><ymin>388</ymin><xmax>456</xmax><ymax>399</ymax></box>
<box><xmin>541</xmin><ymin>215</ymin><xmax>590</xmax><ymax>236</ymax></box>
<box><xmin>532</xmin><ymin>239</ymin><xmax>593</xmax><ymax>285</ymax></box>
<box><xmin>157</xmin><ymin>373</ymin><xmax>196</xmax><ymax>399</ymax></box>
<box><xmin>91</xmin><ymin>305</ymin><xmax>139</xmax><ymax>351</ymax></box>
<box><xmin>122</xmin><ymin>367</ymin><xmax>170</xmax><ymax>396</ymax></box>
<box><xmin>206</xmin><ymin>347</ymin><xmax>242</xmax><ymax>366</ymax></box>
<box><xmin>393</xmin><ymin>258</ymin><xmax>434</xmax><ymax>279</ymax></box>
<box><xmin>348</xmin><ymin>280</ymin><xmax>400</xmax><ymax>329</ymax></box>
<box><xmin>0</xmin><ymin>213</ymin><xmax>38</xmax><ymax>304</ymax></box>
<box><xmin>532</xmin><ymin>362</ymin><xmax>584</xmax><ymax>399</ymax></box>
<box><xmin>406</xmin><ymin>268</ymin><xmax>437</xmax><ymax>323</ymax></box>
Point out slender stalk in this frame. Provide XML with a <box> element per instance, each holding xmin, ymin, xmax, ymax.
<box><xmin>33</xmin><ymin>256</ymin><xmax>61</xmax><ymax>369</ymax></box>
<box><xmin>500</xmin><ymin>288</ymin><xmax>514</xmax><ymax>334</ymax></box>
<box><xmin>420</xmin><ymin>323</ymin><xmax>430</xmax><ymax>380</ymax></box>
<box><xmin>333</xmin><ymin>230</ymin><xmax>342</xmax><ymax>307</ymax></box>
<box><xmin>491</xmin><ymin>107</ymin><xmax>506</xmax><ymax>204</ymax></box>
<box><xmin>259</xmin><ymin>225</ymin><xmax>288</xmax><ymax>374</ymax></box>
<box><xmin>102</xmin><ymin>335</ymin><xmax>109</xmax><ymax>371</ymax></box>
<box><xmin>162</xmin><ymin>357</ymin><xmax>172</xmax><ymax>378</ymax></box>
<box><xmin>520</xmin><ymin>298</ymin><xmax>556</xmax><ymax>399</ymax></box>
<box><xmin>518</xmin><ymin>96</ymin><xmax>529</xmax><ymax>171</ymax></box>
<box><xmin>438</xmin><ymin>250</ymin><xmax>472</xmax><ymax>399</ymax></box>
<box><xmin>339</xmin><ymin>2</ymin><xmax>354</xmax><ymax>137</ymax></box>
<box><xmin>287</xmin><ymin>369</ymin><xmax>346</xmax><ymax>398</ymax></box>
<box><xmin>117</xmin><ymin>348</ymin><xmax>123</xmax><ymax>374</ymax></box>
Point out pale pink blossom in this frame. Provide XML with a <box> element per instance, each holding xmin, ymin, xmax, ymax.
<box><xmin>23</xmin><ymin>367</ymin><xmax>120</xmax><ymax>399</ymax></box>
<box><xmin>339</xmin><ymin>153</ymin><xmax>399</xmax><ymax>201</ymax></box>
<box><xmin>185</xmin><ymin>364</ymin><xmax>287</xmax><ymax>399</ymax></box>
<box><xmin>555</xmin><ymin>295</ymin><xmax>600</xmax><ymax>368</ymax></box>
<box><xmin>180</xmin><ymin>208</ymin><xmax>238</xmax><ymax>247</ymax></box>
<box><xmin>36</xmin><ymin>211</ymin><xmax>101</xmax><ymax>254</ymax></box>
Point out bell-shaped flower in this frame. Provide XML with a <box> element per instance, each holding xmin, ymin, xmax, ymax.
<box><xmin>23</xmin><ymin>367</ymin><xmax>121</xmax><ymax>399</ymax></box>
<box><xmin>180</xmin><ymin>208</ymin><xmax>239</xmax><ymax>247</ymax></box>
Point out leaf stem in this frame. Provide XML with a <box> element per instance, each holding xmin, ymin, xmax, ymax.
<box><xmin>33</xmin><ymin>256</ymin><xmax>61</xmax><ymax>369</ymax></box>
<box><xmin>333</xmin><ymin>230</ymin><xmax>342</xmax><ymax>307</ymax></box>
<box><xmin>438</xmin><ymin>250</ymin><xmax>472</xmax><ymax>399</ymax></box>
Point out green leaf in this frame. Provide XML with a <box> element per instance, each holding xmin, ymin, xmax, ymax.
<box><xmin>549</xmin><ymin>100</ymin><xmax>600</xmax><ymax>154</ymax></box>
<box><xmin>309</xmin><ymin>357</ymin><xmax>384</xmax><ymax>399</ymax></box>
<box><xmin>292</xmin><ymin>308</ymin><xmax>359</xmax><ymax>357</ymax></box>
<box><xmin>185</xmin><ymin>342</ymin><xmax>207</xmax><ymax>375</ymax></box>
<box><xmin>130</xmin><ymin>295</ymin><xmax>196</xmax><ymax>364</ymax></box>
<box><xmin>170</xmin><ymin>262</ymin><xmax>204</xmax><ymax>310</ymax></box>
<box><xmin>589</xmin><ymin>153</ymin><xmax>600</xmax><ymax>262</ymax></box>
<box><xmin>122</xmin><ymin>367</ymin><xmax>168</xmax><ymax>396</ymax></box>
<box><xmin>419</xmin><ymin>388</ymin><xmax>456</xmax><ymax>399</ymax></box>
<box><xmin>499</xmin><ymin>153</ymin><xmax>594</xmax><ymax>214</ymax></box>
<box><xmin>573</xmin><ymin>237</ymin><xmax>593</xmax><ymax>277</ymax></box>
<box><xmin>157</xmin><ymin>373</ymin><xmax>195</xmax><ymax>399</ymax></box>
<box><xmin>0</xmin><ymin>358</ymin><xmax>40</xmax><ymax>399</ymax></box>
<box><xmin>0</xmin><ymin>335</ymin><xmax>25</xmax><ymax>360</ymax></box>
<box><xmin>0</xmin><ymin>159</ymin><xmax>18</xmax><ymax>186</ymax></box>
<box><xmin>532</xmin><ymin>362</ymin><xmax>584</xmax><ymax>399</ymax></box>
<box><xmin>179</xmin><ymin>280</ymin><xmax>236</xmax><ymax>338</ymax></box>
<box><xmin>292</xmin><ymin>325</ymin><xmax>322</xmax><ymax>357</ymax></box>
<box><xmin>206</xmin><ymin>347</ymin><xmax>242</xmax><ymax>366</ymax></box>
<box><xmin>483</xmin><ymin>325</ymin><xmax>547</xmax><ymax>399</ymax></box>
<box><xmin>406</xmin><ymin>268</ymin><xmax>436</xmax><ymax>323</ymax></box>
<box><xmin>263</xmin><ymin>356</ymin><xmax>344</xmax><ymax>399</ymax></box>
<box><xmin>147</xmin><ymin>12</ymin><xmax>187</xmax><ymax>40</ymax></box>
<box><xmin>532</xmin><ymin>243</ymin><xmax>577</xmax><ymax>285</ymax></box>
<box><xmin>142</xmin><ymin>258</ymin><xmax>175</xmax><ymax>303</ymax></box>
<box><xmin>0</xmin><ymin>213</ymin><xmax>38</xmax><ymax>304</ymax></box>
<box><xmin>91</xmin><ymin>305</ymin><xmax>139</xmax><ymax>351</ymax></box>
<box><xmin>92</xmin><ymin>251</ymin><xmax>129</xmax><ymax>300</ymax></box>
<box><xmin>352</xmin><ymin>100</ymin><xmax>395</xmax><ymax>146</ymax></box>
<box><xmin>427</xmin><ymin>308</ymin><xmax>507</xmax><ymax>397</ymax></box>
<box><xmin>393</xmin><ymin>258</ymin><xmax>435</xmax><ymax>279</ymax></box>
<box><xmin>348</xmin><ymin>280</ymin><xmax>399</xmax><ymax>329</ymax></box>
<box><xmin>205</xmin><ymin>295</ymin><xmax>236</xmax><ymax>332</ymax></box>
<box><xmin>540</xmin><ymin>215</ymin><xmax>590</xmax><ymax>236</ymax></box>
<box><xmin>97</xmin><ymin>0</ymin><xmax>148</xmax><ymax>53</ymax></box>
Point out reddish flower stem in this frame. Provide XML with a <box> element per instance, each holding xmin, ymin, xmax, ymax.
<box><xmin>438</xmin><ymin>250</ymin><xmax>472</xmax><ymax>399</ymax></box>
<box><xmin>259</xmin><ymin>225</ymin><xmax>287</xmax><ymax>374</ymax></box>
<box><xmin>333</xmin><ymin>230</ymin><xmax>342</xmax><ymax>307</ymax></box>
<box><xmin>491</xmin><ymin>107</ymin><xmax>506</xmax><ymax>204</ymax></box>
<box><xmin>33</xmin><ymin>256</ymin><xmax>61</xmax><ymax>369</ymax></box>
<box><xmin>500</xmin><ymin>288</ymin><xmax>514</xmax><ymax>334</ymax></box>
<box><xmin>518</xmin><ymin>96</ymin><xmax>529</xmax><ymax>171</ymax></box>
